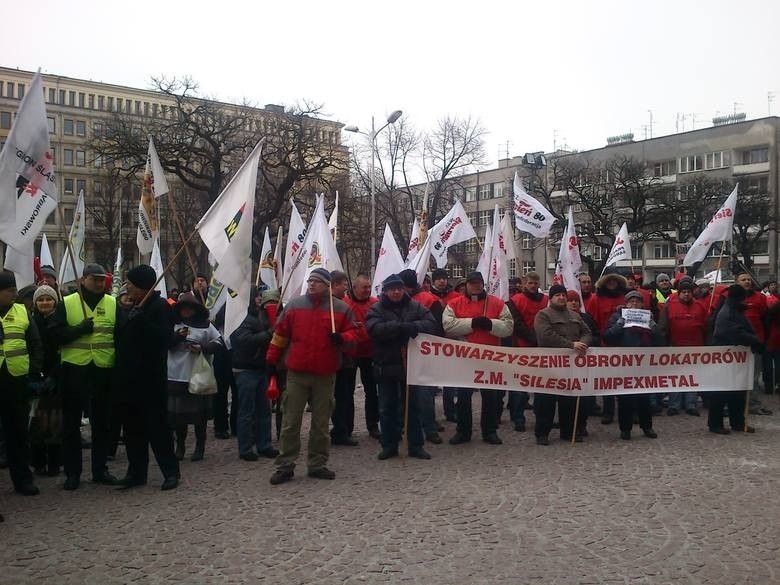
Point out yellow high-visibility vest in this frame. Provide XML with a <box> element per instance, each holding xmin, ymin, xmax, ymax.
<box><xmin>0</xmin><ymin>303</ymin><xmax>30</xmax><ymax>377</ymax></box>
<box><xmin>61</xmin><ymin>293</ymin><xmax>116</xmax><ymax>368</ymax></box>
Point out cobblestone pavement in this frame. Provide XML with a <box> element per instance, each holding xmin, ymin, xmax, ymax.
<box><xmin>2</xmin><ymin>394</ymin><xmax>780</xmax><ymax>585</ymax></box>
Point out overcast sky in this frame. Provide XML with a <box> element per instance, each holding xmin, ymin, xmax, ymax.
<box><xmin>3</xmin><ymin>0</ymin><xmax>780</xmax><ymax>171</ymax></box>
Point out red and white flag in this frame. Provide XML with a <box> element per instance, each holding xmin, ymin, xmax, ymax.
<box><xmin>683</xmin><ymin>185</ymin><xmax>738</xmax><ymax>266</ymax></box>
<box><xmin>372</xmin><ymin>224</ymin><xmax>405</xmax><ymax>297</ymax></box>
<box><xmin>429</xmin><ymin>200</ymin><xmax>477</xmax><ymax>268</ymax></box>
<box><xmin>512</xmin><ymin>172</ymin><xmax>555</xmax><ymax>238</ymax></box>
<box><xmin>604</xmin><ymin>223</ymin><xmax>632</xmax><ymax>268</ymax></box>
<box><xmin>406</xmin><ymin>218</ymin><xmax>421</xmax><ymax>263</ymax></box>
<box><xmin>554</xmin><ymin>207</ymin><xmax>582</xmax><ymax>300</ymax></box>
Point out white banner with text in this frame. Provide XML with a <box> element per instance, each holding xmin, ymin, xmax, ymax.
<box><xmin>407</xmin><ymin>334</ymin><xmax>754</xmax><ymax>397</ymax></box>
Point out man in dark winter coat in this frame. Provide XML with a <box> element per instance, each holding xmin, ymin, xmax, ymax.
<box><xmin>365</xmin><ymin>274</ymin><xmax>437</xmax><ymax>460</ymax></box>
<box><xmin>116</xmin><ymin>265</ymin><xmax>180</xmax><ymax>490</ymax></box>
<box><xmin>709</xmin><ymin>284</ymin><xmax>761</xmax><ymax>434</ymax></box>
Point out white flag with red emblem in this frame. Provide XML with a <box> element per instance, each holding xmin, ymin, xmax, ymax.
<box><xmin>406</xmin><ymin>218</ymin><xmax>421</xmax><ymax>263</ymax></box>
<box><xmin>0</xmin><ymin>70</ymin><xmax>58</xmax><ymax>249</ymax></box>
<box><xmin>604</xmin><ymin>223</ymin><xmax>632</xmax><ymax>268</ymax></box>
<box><xmin>512</xmin><ymin>172</ymin><xmax>554</xmax><ymax>238</ymax></box>
<box><xmin>683</xmin><ymin>185</ymin><xmax>738</xmax><ymax>266</ymax></box>
<box><xmin>259</xmin><ymin>225</ymin><xmax>278</xmax><ymax>290</ymax></box>
<box><xmin>281</xmin><ymin>201</ymin><xmax>307</xmax><ymax>300</ymax></box>
<box><xmin>429</xmin><ymin>199</ymin><xmax>477</xmax><ymax>268</ymax></box>
<box><xmin>297</xmin><ymin>193</ymin><xmax>343</xmax><ymax>294</ymax></box>
<box><xmin>372</xmin><ymin>223</ymin><xmax>405</xmax><ymax>297</ymax></box>
<box><xmin>554</xmin><ymin>207</ymin><xmax>582</xmax><ymax>299</ymax></box>
<box><xmin>485</xmin><ymin>206</ymin><xmax>511</xmax><ymax>300</ymax></box>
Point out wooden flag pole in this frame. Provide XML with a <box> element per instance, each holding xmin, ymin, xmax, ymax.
<box><xmin>328</xmin><ymin>281</ymin><xmax>336</xmax><ymax>333</ymax></box>
<box><xmin>707</xmin><ymin>243</ymin><xmax>727</xmax><ymax>314</ymax></box>
<box><xmin>401</xmin><ymin>350</ymin><xmax>410</xmax><ymax>462</ymax></box>
<box><xmin>167</xmin><ymin>193</ymin><xmax>204</xmax><ymax>305</ymax></box>
<box><xmin>138</xmin><ymin>230</ymin><xmax>199</xmax><ymax>308</ymax></box>
<box><xmin>254</xmin><ymin>262</ymin><xmax>263</xmax><ymax>288</ymax></box>
<box><xmin>56</xmin><ymin>204</ymin><xmax>87</xmax><ymax>318</ymax></box>
<box><xmin>744</xmin><ymin>388</ymin><xmax>751</xmax><ymax>433</ymax></box>
<box><xmin>571</xmin><ymin>396</ymin><xmax>581</xmax><ymax>446</ymax></box>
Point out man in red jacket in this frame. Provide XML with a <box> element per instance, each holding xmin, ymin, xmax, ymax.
<box><xmin>265</xmin><ymin>268</ymin><xmax>359</xmax><ymax>485</ymax></box>
<box><xmin>658</xmin><ymin>277</ymin><xmax>705</xmax><ymax>416</ymax></box>
<box><xmin>734</xmin><ymin>271</ymin><xmax>772</xmax><ymax>415</ymax></box>
<box><xmin>343</xmin><ymin>274</ymin><xmax>380</xmax><ymax>439</ymax></box>
<box><xmin>443</xmin><ymin>271</ymin><xmax>514</xmax><ymax>445</ymax></box>
<box><xmin>507</xmin><ymin>272</ymin><xmax>548</xmax><ymax>431</ymax></box>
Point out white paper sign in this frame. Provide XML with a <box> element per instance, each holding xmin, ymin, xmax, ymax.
<box><xmin>622</xmin><ymin>308</ymin><xmax>651</xmax><ymax>329</ymax></box>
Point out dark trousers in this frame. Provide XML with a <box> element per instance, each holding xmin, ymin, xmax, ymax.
<box><xmin>213</xmin><ymin>350</ymin><xmax>237</xmax><ymax>434</ymax></box>
<box><xmin>455</xmin><ymin>388</ymin><xmax>499</xmax><ymax>439</ymax></box>
<box><xmin>123</xmin><ymin>398</ymin><xmax>179</xmax><ymax>482</ymax></box>
<box><xmin>0</xmin><ymin>367</ymin><xmax>33</xmax><ymax>489</ymax></box>
<box><xmin>330</xmin><ymin>367</ymin><xmax>356</xmax><ymax>441</ymax></box>
<box><xmin>617</xmin><ymin>394</ymin><xmax>653</xmax><ymax>432</ymax></box>
<box><xmin>508</xmin><ymin>391</ymin><xmax>529</xmax><ymax>425</ymax></box>
<box><xmin>534</xmin><ymin>394</ymin><xmax>585</xmax><ymax>438</ymax></box>
<box><xmin>762</xmin><ymin>351</ymin><xmax>780</xmax><ymax>393</ymax></box>
<box><xmin>602</xmin><ymin>395</ymin><xmax>615</xmax><ymax>417</ymax></box>
<box><xmin>61</xmin><ymin>363</ymin><xmax>112</xmax><ymax>479</ymax></box>
<box><xmin>707</xmin><ymin>391</ymin><xmax>747</xmax><ymax>430</ymax></box>
<box><xmin>377</xmin><ymin>379</ymin><xmax>423</xmax><ymax>451</ymax></box>
<box><xmin>443</xmin><ymin>388</ymin><xmax>456</xmax><ymax>420</ymax></box>
<box><xmin>354</xmin><ymin>357</ymin><xmax>379</xmax><ymax>431</ymax></box>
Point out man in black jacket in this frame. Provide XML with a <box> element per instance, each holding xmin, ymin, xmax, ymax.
<box><xmin>365</xmin><ymin>274</ymin><xmax>437</xmax><ymax>460</ymax></box>
<box><xmin>709</xmin><ymin>284</ymin><xmax>761</xmax><ymax>434</ymax></box>
<box><xmin>116</xmin><ymin>265</ymin><xmax>180</xmax><ymax>490</ymax></box>
<box><xmin>230</xmin><ymin>287</ymin><xmax>279</xmax><ymax>461</ymax></box>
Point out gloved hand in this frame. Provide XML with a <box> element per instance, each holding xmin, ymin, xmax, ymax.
<box><xmin>79</xmin><ymin>318</ymin><xmax>94</xmax><ymax>334</ymax></box>
<box><xmin>266</xmin><ymin>375</ymin><xmax>280</xmax><ymax>400</ymax></box>
<box><xmin>329</xmin><ymin>332</ymin><xmax>344</xmax><ymax>346</ymax></box>
<box><xmin>266</xmin><ymin>363</ymin><xmax>277</xmax><ymax>378</ymax></box>
<box><xmin>648</xmin><ymin>319</ymin><xmax>656</xmax><ymax>330</ymax></box>
<box><xmin>402</xmin><ymin>322</ymin><xmax>419</xmax><ymax>339</ymax></box>
<box><xmin>616</xmin><ymin>317</ymin><xmax>626</xmax><ymax>327</ymax></box>
<box><xmin>27</xmin><ymin>379</ymin><xmax>45</xmax><ymax>396</ymax></box>
<box><xmin>471</xmin><ymin>316</ymin><xmax>492</xmax><ymax>331</ymax></box>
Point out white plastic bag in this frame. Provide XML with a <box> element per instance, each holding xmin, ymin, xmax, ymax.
<box><xmin>188</xmin><ymin>353</ymin><xmax>218</xmax><ymax>395</ymax></box>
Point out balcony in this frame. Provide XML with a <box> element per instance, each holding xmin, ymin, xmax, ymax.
<box><xmin>732</xmin><ymin>162</ymin><xmax>770</xmax><ymax>175</ymax></box>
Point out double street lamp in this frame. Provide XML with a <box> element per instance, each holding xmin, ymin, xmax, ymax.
<box><xmin>344</xmin><ymin>109</ymin><xmax>403</xmax><ymax>274</ymax></box>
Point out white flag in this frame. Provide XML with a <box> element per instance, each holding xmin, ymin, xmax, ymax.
<box><xmin>512</xmin><ymin>172</ymin><xmax>555</xmax><ymax>238</ymax></box>
<box><xmin>484</xmin><ymin>206</ymin><xmax>511</xmax><ymax>301</ymax></box>
<box><xmin>197</xmin><ymin>140</ymin><xmax>263</xmax><ymax>337</ymax></box>
<box><xmin>40</xmin><ymin>233</ymin><xmax>54</xmax><ymax>269</ymax></box>
<box><xmin>136</xmin><ymin>137</ymin><xmax>169</xmax><ymax>255</ymax></box>
<box><xmin>704</xmin><ymin>269</ymin><xmax>723</xmax><ymax>284</ymax></box>
<box><xmin>372</xmin><ymin>224</ymin><xmax>405</xmax><ymax>297</ymax></box>
<box><xmin>500</xmin><ymin>210</ymin><xmax>516</xmax><ymax>261</ymax></box>
<box><xmin>58</xmin><ymin>190</ymin><xmax>86</xmax><ymax>284</ymax></box>
<box><xmin>328</xmin><ymin>191</ymin><xmax>339</xmax><ymax>231</ymax></box>
<box><xmin>405</xmin><ymin>229</ymin><xmax>433</xmax><ymax>287</ymax></box>
<box><xmin>430</xmin><ymin>200</ymin><xmax>477</xmax><ymax>268</ymax></box>
<box><xmin>683</xmin><ymin>185</ymin><xmax>738</xmax><ymax>266</ymax></box>
<box><xmin>281</xmin><ymin>201</ymin><xmax>307</xmax><ymax>301</ymax></box>
<box><xmin>476</xmin><ymin>223</ymin><xmax>493</xmax><ymax>280</ymax></box>
<box><xmin>111</xmin><ymin>247</ymin><xmax>123</xmax><ymax>297</ymax></box>
<box><xmin>554</xmin><ymin>207</ymin><xmax>582</xmax><ymax>301</ymax></box>
<box><xmin>604</xmin><ymin>223</ymin><xmax>632</xmax><ymax>268</ymax></box>
<box><xmin>406</xmin><ymin>218</ymin><xmax>421</xmax><ymax>263</ymax></box>
<box><xmin>150</xmin><ymin>239</ymin><xmax>167</xmax><ymax>299</ymax></box>
<box><xmin>4</xmin><ymin>244</ymin><xmax>35</xmax><ymax>288</ymax></box>
<box><xmin>259</xmin><ymin>226</ymin><xmax>278</xmax><ymax>289</ymax></box>
<box><xmin>298</xmin><ymin>194</ymin><xmax>343</xmax><ymax>294</ymax></box>
<box><xmin>273</xmin><ymin>226</ymin><xmax>284</xmax><ymax>290</ymax></box>
<box><xmin>0</xmin><ymin>70</ymin><xmax>58</xmax><ymax>249</ymax></box>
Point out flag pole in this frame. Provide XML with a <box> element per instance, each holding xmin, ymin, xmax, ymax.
<box><xmin>571</xmin><ymin>396</ymin><xmax>581</xmax><ymax>446</ymax></box>
<box><xmin>167</xmin><ymin>192</ymin><xmax>204</xmax><ymax>304</ymax></box>
<box><xmin>328</xmin><ymin>281</ymin><xmax>336</xmax><ymax>333</ymax></box>
<box><xmin>401</xmin><ymin>350</ymin><xmax>410</xmax><ymax>462</ymax></box>
<box><xmin>254</xmin><ymin>261</ymin><xmax>263</xmax><ymax>288</ymax></box>
<box><xmin>707</xmin><ymin>242</ymin><xmax>727</xmax><ymax>314</ymax></box>
<box><xmin>138</xmin><ymin>230</ymin><xmax>199</xmax><ymax>307</ymax></box>
<box><xmin>56</xmin><ymin>204</ymin><xmax>87</xmax><ymax>318</ymax></box>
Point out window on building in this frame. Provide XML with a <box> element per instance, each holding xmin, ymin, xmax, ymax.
<box><xmin>464</xmin><ymin>240</ymin><xmax>478</xmax><ymax>254</ymax></box>
<box><xmin>652</xmin><ymin>160</ymin><xmax>676</xmax><ymax>177</ymax></box>
<box><xmin>522</xmin><ymin>261</ymin><xmax>536</xmax><ymax>275</ymax></box>
<box><xmin>98</xmin><ymin>95</ymin><xmax>104</xmax><ymax>110</ymax></box>
<box><xmin>93</xmin><ymin>155</ymin><xmax>102</xmax><ymax>168</ymax></box>
<box><xmin>0</xmin><ymin>111</ymin><xmax>11</xmax><ymax>129</ymax></box>
<box><xmin>88</xmin><ymin>94</ymin><xmax>94</xmax><ymax>109</ymax></box>
<box><xmin>135</xmin><ymin>101</ymin><xmax>142</xmax><ymax>115</ymax></box>
<box><xmin>45</xmin><ymin>212</ymin><xmax>57</xmax><ymax>226</ymax></box>
<box><xmin>93</xmin><ymin>122</ymin><xmax>103</xmax><ymax>137</ymax></box>
<box><xmin>47</xmin><ymin>116</ymin><xmax>55</xmax><ymax>134</ymax></box>
<box><xmin>479</xmin><ymin>184</ymin><xmax>492</xmax><ymax>200</ymax></box>
<box><xmin>742</xmin><ymin>148</ymin><xmax>769</xmax><ymax>165</ymax></box>
<box><xmin>634</xmin><ymin>245</ymin><xmax>643</xmax><ymax>259</ymax></box>
<box><xmin>50</xmin><ymin>146</ymin><xmax>55</xmax><ymax>163</ymax></box>
<box><xmin>522</xmin><ymin>234</ymin><xmax>532</xmax><ymax>250</ymax></box>
<box><xmin>7</xmin><ymin>82</ymin><xmax>14</xmax><ymax>98</ymax></box>
<box><xmin>493</xmin><ymin>182</ymin><xmax>505</xmax><ymax>199</ymax></box>
<box><xmin>509</xmin><ymin>258</ymin><xmax>517</xmax><ymax>277</ymax></box>
<box><xmin>94</xmin><ymin>180</ymin><xmax>102</xmax><ymax>195</ymax></box>
<box><xmin>467</xmin><ymin>211</ymin><xmax>477</xmax><ymax>226</ymax></box>
<box><xmin>0</xmin><ymin>82</ymin><xmax>4</xmax><ymax>97</ymax></box>
<box><xmin>678</xmin><ymin>155</ymin><xmax>703</xmax><ymax>173</ymax></box>
<box><xmin>76</xmin><ymin>151</ymin><xmax>85</xmax><ymax>167</ymax></box>
<box><xmin>744</xmin><ymin>175</ymin><xmax>769</xmax><ymax>195</ymax></box>
<box><xmin>48</xmin><ymin>88</ymin><xmax>55</xmax><ymax>103</ymax></box>
<box><xmin>76</xmin><ymin>120</ymin><xmax>86</xmax><ymax>136</ymax></box>
<box><xmin>465</xmin><ymin>187</ymin><xmax>477</xmax><ymax>202</ymax></box>
<box><xmin>78</xmin><ymin>92</ymin><xmax>85</xmax><ymax>108</ymax></box>
<box><xmin>64</xmin><ymin>178</ymin><xmax>74</xmax><ymax>194</ymax></box>
<box><xmin>63</xmin><ymin>149</ymin><xmax>73</xmax><ymax>166</ymax></box>
<box><xmin>478</xmin><ymin>210</ymin><xmax>491</xmax><ymax>227</ymax></box>
<box><xmin>653</xmin><ymin>243</ymin><xmax>672</xmax><ymax>259</ymax></box>
<box><xmin>17</xmin><ymin>83</ymin><xmax>24</xmax><ymax>99</ymax></box>
<box><xmin>107</xmin><ymin>96</ymin><xmax>114</xmax><ymax>111</ymax></box>
<box><xmin>152</xmin><ymin>103</ymin><xmax>159</xmax><ymax>117</ymax></box>
<box><xmin>64</xmin><ymin>119</ymin><xmax>74</xmax><ymax>135</ymax></box>
<box><xmin>76</xmin><ymin>179</ymin><xmax>86</xmax><ymax>194</ymax></box>
<box><xmin>64</xmin><ymin>207</ymin><xmax>74</xmax><ymax>225</ymax></box>
<box><xmin>117</xmin><ymin>98</ymin><xmax>124</xmax><ymax>112</ymax></box>
<box><xmin>704</xmin><ymin>151</ymin><xmax>730</xmax><ymax>170</ymax></box>
<box><xmin>144</xmin><ymin>102</ymin><xmax>149</xmax><ymax>116</ymax></box>
<box><xmin>59</xmin><ymin>89</ymin><xmax>65</xmax><ymax>105</ymax></box>
<box><xmin>451</xmin><ymin>265</ymin><xmax>464</xmax><ymax>278</ymax></box>
<box><xmin>68</xmin><ymin>91</ymin><xmax>76</xmax><ymax>106</ymax></box>
<box><xmin>679</xmin><ymin>184</ymin><xmax>696</xmax><ymax>200</ymax></box>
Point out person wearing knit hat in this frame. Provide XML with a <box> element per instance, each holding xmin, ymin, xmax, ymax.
<box><xmin>381</xmin><ymin>274</ymin><xmax>405</xmax><ymax>290</ymax></box>
<box><xmin>0</xmin><ymin>270</ymin><xmax>44</xmax><ymax>496</ymax></box>
<box><xmin>654</xmin><ymin>273</ymin><xmax>674</xmax><ymax>306</ymax></box>
<box><xmin>114</xmin><ymin>264</ymin><xmax>180</xmax><ymax>490</ymax></box>
<box><xmin>49</xmin><ymin>261</ymin><xmax>121</xmax><ymax>491</ymax></box>
<box><xmin>398</xmin><ymin>268</ymin><xmax>419</xmax><ymax>290</ymax></box>
<box><xmin>38</xmin><ymin>265</ymin><xmax>58</xmax><ymax>289</ymax></box>
<box><xmin>265</xmin><ymin>261</ymin><xmax>361</xmax><ymax>485</ymax></box>
<box><xmin>533</xmin><ymin>282</ymin><xmax>591</xmax><ymax>445</ymax></box>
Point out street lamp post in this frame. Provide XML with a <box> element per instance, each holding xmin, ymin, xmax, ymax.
<box><xmin>523</xmin><ymin>152</ymin><xmax>548</xmax><ymax>286</ymax></box>
<box><xmin>345</xmin><ymin>110</ymin><xmax>403</xmax><ymax>275</ymax></box>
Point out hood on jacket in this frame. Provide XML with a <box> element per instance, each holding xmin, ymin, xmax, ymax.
<box><xmin>595</xmin><ymin>273</ymin><xmax>628</xmax><ymax>294</ymax></box>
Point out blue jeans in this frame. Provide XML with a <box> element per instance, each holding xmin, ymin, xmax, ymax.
<box><xmin>235</xmin><ymin>370</ymin><xmax>273</xmax><ymax>456</ymax></box>
<box><xmin>377</xmin><ymin>379</ymin><xmax>424</xmax><ymax>452</ymax></box>
<box><xmin>668</xmin><ymin>392</ymin><xmax>696</xmax><ymax>411</ymax></box>
<box><xmin>508</xmin><ymin>391</ymin><xmax>529</xmax><ymax>425</ymax></box>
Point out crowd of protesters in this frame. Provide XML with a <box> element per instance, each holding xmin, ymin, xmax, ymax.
<box><xmin>1</xmin><ymin>260</ymin><xmax>776</xmax><ymax>507</ymax></box>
